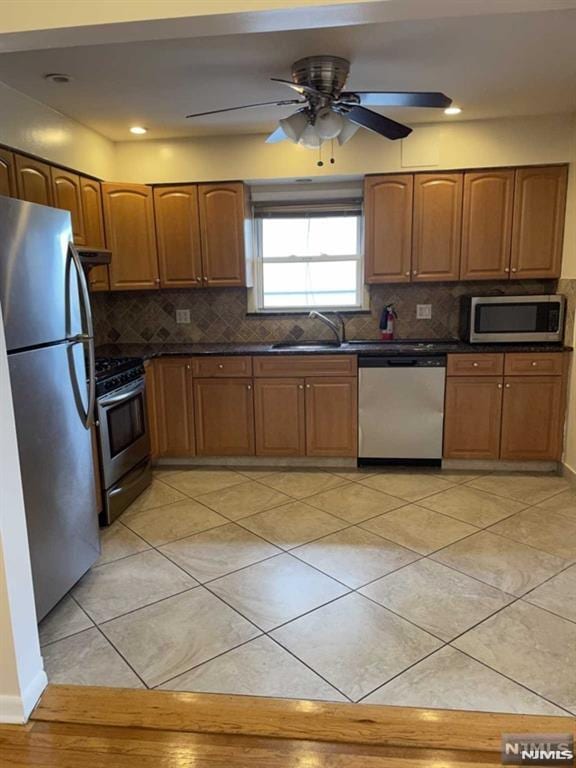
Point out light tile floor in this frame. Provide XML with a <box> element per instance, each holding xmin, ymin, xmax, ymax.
<box><xmin>40</xmin><ymin>466</ymin><xmax>576</xmax><ymax>716</ymax></box>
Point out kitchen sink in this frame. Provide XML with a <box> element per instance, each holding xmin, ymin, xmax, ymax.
<box><xmin>270</xmin><ymin>341</ymin><xmax>342</xmax><ymax>350</ymax></box>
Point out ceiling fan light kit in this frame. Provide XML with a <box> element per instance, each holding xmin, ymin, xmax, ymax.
<box><xmin>186</xmin><ymin>55</ymin><xmax>453</xmax><ymax>162</ymax></box>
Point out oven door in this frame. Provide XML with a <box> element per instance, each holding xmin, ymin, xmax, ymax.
<box><xmin>97</xmin><ymin>377</ymin><xmax>150</xmax><ymax>489</ymax></box>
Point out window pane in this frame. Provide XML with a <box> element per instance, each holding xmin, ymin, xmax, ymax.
<box><xmin>262</xmin><ymin>260</ymin><xmax>358</xmax><ymax>308</ymax></box>
<box><xmin>262</xmin><ymin>216</ymin><xmax>358</xmax><ymax>258</ymax></box>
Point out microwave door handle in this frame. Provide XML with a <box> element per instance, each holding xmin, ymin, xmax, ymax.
<box><xmin>99</xmin><ymin>380</ymin><xmax>145</xmax><ymax>407</ymax></box>
<box><xmin>68</xmin><ymin>243</ymin><xmax>96</xmax><ymax>429</ymax></box>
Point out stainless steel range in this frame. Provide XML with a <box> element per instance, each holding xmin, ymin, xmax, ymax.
<box><xmin>95</xmin><ymin>356</ymin><xmax>152</xmax><ymax>525</ymax></box>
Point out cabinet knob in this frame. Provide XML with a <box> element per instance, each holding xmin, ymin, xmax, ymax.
<box><xmin>531</xmin><ymin>361</ymin><xmax>537</xmax><ymax>367</ymax></box>
<box><xmin>511</xmin><ymin>268</ymin><xmax>517</xmax><ymax>273</ymax></box>
<box><xmin>504</xmin><ymin>267</ymin><xmax>510</xmax><ymax>273</ymax></box>
<box><xmin>203</xmin><ymin>276</ymin><xmax>208</xmax><ymax>281</ymax></box>
<box><xmin>247</xmin><ymin>384</ymin><xmax>252</xmax><ymax>390</ymax></box>
<box><xmin>186</xmin><ymin>364</ymin><xmax>191</xmax><ymax>370</ymax></box>
<box><xmin>497</xmin><ymin>383</ymin><xmax>503</xmax><ymax>389</ymax></box>
<box><xmin>412</xmin><ymin>270</ymin><xmax>418</xmax><ymax>275</ymax></box>
<box><xmin>505</xmin><ymin>383</ymin><xmax>511</xmax><ymax>388</ymax></box>
<box><xmin>154</xmin><ymin>278</ymin><xmax>160</xmax><ymax>284</ymax></box>
<box><xmin>405</xmin><ymin>271</ymin><xmax>410</xmax><ymax>276</ymax></box>
<box><xmin>298</xmin><ymin>384</ymin><xmax>304</xmax><ymax>390</ymax></box>
<box><xmin>472</xmin><ymin>362</ymin><xmax>479</xmax><ymax>367</ymax></box>
<box><xmin>196</xmin><ymin>276</ymin><xmax>201</xmax><ymax>283</ymax></box>
<box><xmin>306</xmin><ymin>384</ymin><xmax>311</xmax><ymax>389</ymax></box>
<box><xmin>218</xmin><ymin>364</ymin><xmax>224</xmax><ymax>369</ymax></box>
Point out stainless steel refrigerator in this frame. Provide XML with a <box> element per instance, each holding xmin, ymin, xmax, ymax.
<box><xmin>0</xmin><ymin>195</ymin><xmax>100</xmax><ymax>621</ymax></box>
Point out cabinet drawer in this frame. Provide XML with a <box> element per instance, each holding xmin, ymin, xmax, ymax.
<box><xmin>253</xmin><ymin>355</ymin><xmax>357</xmax><ymax>378</ymax></box>
<box><xmin>447</xmin><ymin>353</ymin><xmax>504</xmax><ymax>376</ymax></box>
<box><xmin>504</xmin><ymin>353</ymin><xmax>564</xmax><ymax>376</ymax></box>
<box><xmin>191</xmin><ymin>356</ymin><xmax>252</xmax><ymax>377</ymax></box>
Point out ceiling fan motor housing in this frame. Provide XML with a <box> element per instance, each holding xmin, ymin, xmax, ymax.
<box><xmin>291</xmin><ymin>56</ymin><xmax>350</xmax><ymax>97</ymax></box>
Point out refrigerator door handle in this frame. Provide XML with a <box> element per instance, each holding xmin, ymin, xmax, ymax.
<box><xmin>68</xmin><ymin>243</ymin><xmax>96</xmax><ymax>429</ymax></box>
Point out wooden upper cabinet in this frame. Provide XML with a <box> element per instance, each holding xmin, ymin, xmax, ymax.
<box><xmin>154</xmin><ymin>185</ymin><xmax>203</xmax><ymax>288</ymax></box>
<box><xmin>305</xmin><ymin>377</ymin><xmax>357</xmax><ymax>457</ymax></box>
<box><xmin>155</xmin><ymin>358</ymin><xmax>195</xmax><ymax>457</ymax></box>
<box><xmin>254</xmin><ymin>378</ymin><xmax>306</xmax><ymax>457</ymax></box>
<box><xmin>460</xmin><ymin>170</ymin><xmax>514</xmax><ymax>280</ymax></box>
<box><xmin>50</xmin><ymin>168</ymin><xmax>85</xmax><ymax>244</ymax></box>
<box><xmin>510</xmin><ymin>166</ymin><xmax>568</xmax><ymax>279</ymax></box>
<box><xmin>413</xmin><ymin>173</ymin><xmax>463</xmax><ymax>281</ymax></box>
<box><xmin>14</xmin><ymin>154</ymin><xmax>54</xmax><ymax>206</ymax></box>
<box><xmin>194</xmin><ymin>379</ymin><xmax>255</xmax><ymax>456</ymax></box>
<box><xmin>443</xmin><ymin>377</ymin><xmax>503</xmax><ymax>460</ymax></box>
<box><xmin>364</xmin><ymin>175</ymin><xmax>413</xmax><ymax>283</ymax></box>
<box><xmin>81</xmin><ymin>177</ymin><xmax>109</xmax><ymax>292</ymax></box>
<box><xmin>198</xmin><ymin>182</ymin><xmax>246</xmax><ymax>286</ymax></box>
<box><xmin>0</xmin><ymin>148</ymin><xmax>16</xmax><ymax>197</ymax></box>
<box><xmin>500</xmin><ymin>376</ymin><xmax>564</xmax><ymax>460</ymax></box>
<box><xmin>102</xmin><ymin>182</ymin><xmax>159</xmax><ymax>290</ymax></box>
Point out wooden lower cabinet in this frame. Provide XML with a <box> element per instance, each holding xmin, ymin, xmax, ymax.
<box><xmin>443</xmin><ymin>377</ymin><xmax>503</xmax><ymax>460</ymax></box>
<box><xmin>254</xmin><ymin>379</ymin><xmax>306</xmax><ymax>457</ymax></box>
<box><xmin>194</xmin><ymin>379</ymin><xmax>255</xmax><ymax>456</ymax></box>
<box><xmin>144</xmin><ymin>360</ymin><xmax>159</xmax><ymax>460</ymax></box>
<box><xmin>155</xmin><ymin>358</ymin><xmax>195</xmax><ymax>457</ymax></box>
<box><xmin>500</xmin><ymin>376</ymin><xmax>564</xmax><ymax>461</ymax></box>
<box><xmin>305</xmin><ymin>377</ymin><xmax>357</xmax><ymax>457</ymax></box>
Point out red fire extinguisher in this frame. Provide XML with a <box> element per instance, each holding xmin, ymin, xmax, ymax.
<box><xmin>380</xmin><ymin>304</ymin><xmax>397</xmax><ymax>341</ymax></box>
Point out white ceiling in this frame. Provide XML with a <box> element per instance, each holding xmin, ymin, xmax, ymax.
<box><xmin>0</xmin><ymin>8</ymin><xmax>575</xmax><ymax>141</ymax></box>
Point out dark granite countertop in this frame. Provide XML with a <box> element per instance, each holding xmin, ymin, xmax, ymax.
<box><xmin>96</xmin><ymin>340</ymin><xmax>572</xmax><ymax>360</ymax></box>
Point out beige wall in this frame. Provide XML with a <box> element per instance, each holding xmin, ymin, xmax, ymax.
<box><xmin>113</xmin><ymin>114</ymin><xmax>575</xmax><ymax>183</ymax></box>
<box><xmin>0</xmin><ymin>82</ymin><xmax>115</xmax><ymax>179</ymax></box>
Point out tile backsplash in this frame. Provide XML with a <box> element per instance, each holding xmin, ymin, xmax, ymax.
<box><xmin>92</xmin><ymin>280</ymin><xmax>559</xmax><ymax>346</ymax></box>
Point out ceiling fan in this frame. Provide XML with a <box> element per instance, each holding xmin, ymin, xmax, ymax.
<box><xmin>186</xmin><ymin>55</ymin><xmax>452</xmax><ymax>149</ymax></box>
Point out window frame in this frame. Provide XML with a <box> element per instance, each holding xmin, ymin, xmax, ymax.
<box><xmin>251</xmin><ymin>204</ymin><xmax>367</xmax><ymax>314</ymax></box>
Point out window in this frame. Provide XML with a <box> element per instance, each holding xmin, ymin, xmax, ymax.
<box><xmin>252</xmin><ymin>201</ymin><xmax>364</xmax><ymax>312</ymax></box>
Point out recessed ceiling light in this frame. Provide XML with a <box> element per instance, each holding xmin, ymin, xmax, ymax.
<box><xmin>44</xmin><ymin>73</ymin><xmax>72</xmax><ymax>84</ymax></box>
<box><xmin>444</xmin><ymin>106</ymin><xmax>462</xmax><ymax>115</ymax></box>
<box><xmin>129</xmin><ymin>126</ymin><xmax>147</xmax><ymax>135</ymax></box>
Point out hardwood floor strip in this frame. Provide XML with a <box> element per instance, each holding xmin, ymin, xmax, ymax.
<box><xmin>0</xmin><ymin>721</ymin><xmax>503</xmax><ymax>768</ymax></box>
<box><xmin>31</xmin><ymin>685</ymin><xmax>574</xmax><ymax>753</ymax></box>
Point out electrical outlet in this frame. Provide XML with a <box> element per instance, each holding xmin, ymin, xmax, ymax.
<box><xmin>176</xmin><ymin>309</ymin><xmax>191</xmax><ymax>324</ymax></box>
<box><xmin>416</xmin><ymin>304</ymin><xmax>432</xmax><ymax>320</ymax></box>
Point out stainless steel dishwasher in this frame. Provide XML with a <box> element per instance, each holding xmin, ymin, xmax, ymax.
<box><xmin>358</xmin><ymin>356</ymin><xmax>446</xmax><ymax>461</ymax></box>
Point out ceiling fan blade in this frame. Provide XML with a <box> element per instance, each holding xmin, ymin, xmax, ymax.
<box><xmin>186</xmin><ymin>99</ymin><xmax>302</xmax><ymax>119</ymax></box>
<box><xmin>270</xmin><ymin>77</ymin><xmax>324</xmax><ymax>98</ymax></box>
<box><xmin>340</xmin><ymin>91</ymin><xmax>452</xmax><ymax>109</ymax></box>
<box><xmin>343</xmin><ymin>105</ymin><xmax>412</xmax><ymax>140</ymax></box>
<box><xmin>265</xmin><ymin>126</ymin><xmax>288</xmax><ymax>144</ymax></box>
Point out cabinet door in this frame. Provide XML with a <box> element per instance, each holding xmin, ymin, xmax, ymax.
<box><xmin>102</xmin><ymin>183</ymin><xmax>159</xmax><ymax>290</ymax></box>
<box><xmin>81</xmin><ymin>177</ymin><xmax>109</xmax><ymax>291</ymax></box>
<box><xmin>364</xmin><ymin>175</ymin><xmax>413</xmax><ymax>283</ymax></box>
<box><xmin>51</xmin><ymin>167</ymin><xmax>85</xmax><ymax>244</ymax></box>
<box><xmin>413</xmin><ymin>173</ymin><xmax>463</xmax><ymax>281</ymax></box>
<box><xmin>460</xmin><ymin>170</ymin><xmax>514</xmax><ymax>280</ymax></box>
<box><xmin>500</xmin><ymin>376</ymin><xmax>564</xmax><ymax>461</ymax></box>
<box><xmin>305</xmin><ymin>377</ymin><xmax>357</xmax><ymax>457</ymax></box>
<box><xmin>443</xmin><ymin>377</ymin><xmax>503</xmax><ymax>459</ymax></box>
<box><xmin>254</xmin><ymin>378</ymin><xmax>305</xmax><ymax>457</ymax></box>
<box><xmin>0</xmin><ymin>148</ymin><xmax>16</xmax><ymax>197</ymax></box>
<box><xmin>144</xmin><ymin>360</ymin><xmax>159</xmax><ymax>460</ymax></box>
<box><xmin>154</xmin><ymin>185</ymin><xmax>203</xmax><ymax>288</ymax></box>
<box><xmin>198</xmin><ymin>182</ymin><xmax>246</xmax><ymax>286</ymax></box>
<box><xmin>194</xmin><ymin>379</ymin><xmax>255</xmax><ymax>456</ymax></box>
<box><xmin>510</xmin><ymin>166</ymin><xmax>568</xmax><ymax>279</ymax></box>
<box><xmin>155</xmin><ymin>358</ymin><xmax>195</xmax><ymax>457</ymax></box>
<box><xmin>15</xmin><ymin>155</ymin><xmax>54</xmax><ymax>206</ymax></box>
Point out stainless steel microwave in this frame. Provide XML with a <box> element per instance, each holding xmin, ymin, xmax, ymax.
<box><xmin>461</xmin><ymin>294</ymin><xmax>566</xmax><ymax>344</ymax></box>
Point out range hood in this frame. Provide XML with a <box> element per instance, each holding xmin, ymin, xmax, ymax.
<box><xmin>77</xmin><ymin>246</ymin><xmax>112</xmax><ymax>268</ymax></box>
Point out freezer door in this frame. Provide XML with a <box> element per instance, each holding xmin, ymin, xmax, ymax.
<box><xmin>8</xmin><ymin>342</ymin><xmax>100</xmax><ymax>620</ymax></box>
<box><xmin>0</xmin><ymin>195</ymin><xmax>80</xmax><ymax>351</ymax></box>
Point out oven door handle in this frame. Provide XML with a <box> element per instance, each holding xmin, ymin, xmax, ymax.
<box><xmin>98</xmin><ymin>379</ymin><xmax>145</xmax><ymax>407</ymax></box>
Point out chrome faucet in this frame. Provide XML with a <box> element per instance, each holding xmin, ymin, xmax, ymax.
<box><xmin>308</xmin><ymin>311</ymin><xmax>346</xmax><ymax>344</ymax></box>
